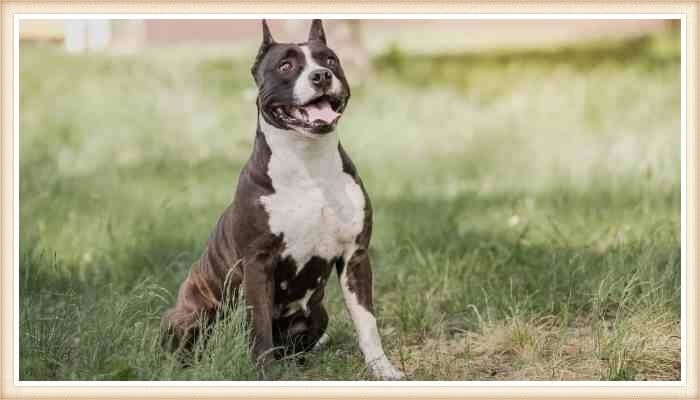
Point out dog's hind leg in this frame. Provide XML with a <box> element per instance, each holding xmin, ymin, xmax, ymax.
<box><xmin>161</xmin><ymin>234</ymin><xmax>244</xmax><ymax>355</ymax></box>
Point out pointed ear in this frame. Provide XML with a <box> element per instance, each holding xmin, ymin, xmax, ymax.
<box><xmin>251</xmin><ymin>20</ymin><xmax>275</xmax><ymax>85</ymax></box>
<box><xmin>308</xmin><ymin>19</ymin><xmax>326</xmax><ymax>44</ymax></box>
<box><xmin>261</xmin><ymin>19</ymin><xmax>275</xmax><ymax>47</ymax></box>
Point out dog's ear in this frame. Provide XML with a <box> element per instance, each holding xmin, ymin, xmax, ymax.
<box><xmin>261</xmin><ymin>19</ymin><xmax>275</xmax><ymax>47</ymax></box>
<box><xmin>308</xmin><ymin>19</ymin><xmax>326</xmax><ymax>44</ymax></box>
<box><xmin>251</xmin><ymin>19</ymin><xmax>276</xmax><ymax>85</ymax></box>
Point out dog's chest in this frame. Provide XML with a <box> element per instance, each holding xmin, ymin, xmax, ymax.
<box><xmin>260</xmin><ymin>134</ymin><xmax>365</xmax><ymax>273</ymax></box>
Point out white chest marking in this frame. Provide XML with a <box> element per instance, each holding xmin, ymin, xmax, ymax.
<box><xmin>259</xmin><ymin>116</ymin><xmax>365</xmax><ymax>275</ymax></box>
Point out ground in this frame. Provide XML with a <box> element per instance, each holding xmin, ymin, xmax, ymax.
<box><xmin>19</xmin><ymin>28</ymin><xmax>680</xmax><ymax>381</ymax></box>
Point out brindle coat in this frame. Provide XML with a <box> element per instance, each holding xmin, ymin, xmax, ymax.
<box><xmin>160</xmin><ymin>20</ymin><xmax>399</xmax><ymax>378</ymax></box>
<box><xmin>160</xmin><ymin>129</ymin><xmax>374</xmax><ymax>362</ymax></box>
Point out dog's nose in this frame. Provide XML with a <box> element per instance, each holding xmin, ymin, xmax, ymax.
<box><xmin>309</xmin><ymin>68</ymin><xmax>332</xmax><ymax>89</ymax></box>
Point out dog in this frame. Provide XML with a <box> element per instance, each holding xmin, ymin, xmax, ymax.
<box><xmin>161</xmin><ymin>19</ymin><xmax>404</xmax><ymax>380</ymax></box>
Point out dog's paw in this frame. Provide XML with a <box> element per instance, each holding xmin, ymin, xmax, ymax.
<box><xmin>311</xmin><ymin>333</ymin><xmax>330</xmax><ymax>352</ymax></box>
<box><xmin>368</xmin><ymin>357</ymin><xmax>405</xmax><ymax>380</ymax></box>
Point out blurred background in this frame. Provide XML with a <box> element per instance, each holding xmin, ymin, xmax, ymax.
<box><xmin>20</xmin><ymin>19</ymin><xmax>676</xmax><ymax>74</ymax></box>
<box><xmin>20</xmin><ymin>19</ymin><xmax>674</xmax><ymax>50</ymax></box>
<box><xmin>19</xmin><ymin>19</ymin><xmax>681</xmax><ymax>381</ymax></box>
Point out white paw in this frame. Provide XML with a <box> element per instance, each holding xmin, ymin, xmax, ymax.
<box><xmin>368</xmin><ymin>357</ymin><xmax>405</xmax><ymax>380</ymax></box>
<box><xmin>312</xmin><ymin>333</ymin><xmax>330</xmax><ymax>352</ymax></box>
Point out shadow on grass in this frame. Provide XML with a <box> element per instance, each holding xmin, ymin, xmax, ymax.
<box><xmin>18</xmin><ymin>180</ymin><xmax>680</xmax><ymax>381</ymax></box>
<box><xmin>370</xmin><ymin>188</ymin><xmax>680</xmax><ymax>339</ymax></box>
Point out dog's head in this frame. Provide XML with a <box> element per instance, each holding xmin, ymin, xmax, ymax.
<box><xmin>251</xmin><ymin>19</ymin><xmax>350</xmax><ymax>136</ymax></box>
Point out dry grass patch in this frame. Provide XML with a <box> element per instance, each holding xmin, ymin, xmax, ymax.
<box><xmin>397</xmin><ymin>310</ymin><xmax>680</xmax><ymax>381</ymax></box>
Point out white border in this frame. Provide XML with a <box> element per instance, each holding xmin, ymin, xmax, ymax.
<box><xmin>13</xmin><ymin>13</ymin><xmax>688</xmax><ymax>388</ymax></box>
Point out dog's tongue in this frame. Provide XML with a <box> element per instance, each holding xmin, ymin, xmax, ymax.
<box><xmin>305</xmin><ymin>100</ymin><xmax>340</xmax><ymax>124</ymax></box>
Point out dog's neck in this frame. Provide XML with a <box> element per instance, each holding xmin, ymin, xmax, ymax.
<box><xmin>257</xmin><ymin>113</ymin><xmax>341</xmax><ymax>179</ymax></box>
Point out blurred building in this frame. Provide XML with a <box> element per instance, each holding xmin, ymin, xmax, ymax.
<box><xmin>20</xmin><ymin>19</ymin><xmax>671</xmax><ymax>50</ymax></box>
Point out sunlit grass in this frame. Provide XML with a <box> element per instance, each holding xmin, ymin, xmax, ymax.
<box><xmin>19</xmin><ymin>29</ymin><xmax>680</xmax><ymax>381</ymax></box>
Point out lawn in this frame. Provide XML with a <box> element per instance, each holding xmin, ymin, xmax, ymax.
<box><xmin>19</xmin><ymin>28</ymin><xmax>681</xmax><ymax>381</ymax></box>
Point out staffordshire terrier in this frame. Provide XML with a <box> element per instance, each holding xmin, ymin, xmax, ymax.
<box><xmin>161</xmin><ymin>19</ymin><xmax>404</xmax><ymax>380</ymax></box>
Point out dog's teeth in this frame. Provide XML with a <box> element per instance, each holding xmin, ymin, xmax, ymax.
<box><xmin>291</xmin><ymin>107</ymin><xmax>309</xmax><ymax>122</ymax></box>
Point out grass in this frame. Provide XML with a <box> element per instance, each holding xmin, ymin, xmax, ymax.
<box><xmin>19</xmin><ymin>28</ymin><xmax>681</xmax><ymax>381</ymax></box>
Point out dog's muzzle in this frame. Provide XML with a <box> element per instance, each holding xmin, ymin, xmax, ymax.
<box><xmin>271</xmin><ymin>93</ymin><xmax>345</xmax><ymax>133</ymax></box>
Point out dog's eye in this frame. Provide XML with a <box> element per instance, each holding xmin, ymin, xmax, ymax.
<box><xmin>326</xmin><ymin>57</ymin><xmax>336</xmax><ymax>67</ymax></box>
<box><xmin>278</xmin><ymin>61</ymin><xmax>293</xmax><ymax>73</ymax></box>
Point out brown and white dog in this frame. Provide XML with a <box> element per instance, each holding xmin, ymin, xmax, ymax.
<box><xmin>161</xmin><ymin>20</ymin><xmax>404</xmax><ymax>380</ymax></box>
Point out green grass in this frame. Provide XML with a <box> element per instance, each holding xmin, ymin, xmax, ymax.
<box><xmin>19</xmin><ymin>28</ymin><xmax>681</xmax><ymax>381</ymax></box>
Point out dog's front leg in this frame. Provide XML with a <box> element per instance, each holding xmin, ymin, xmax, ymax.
<box><xmin>243</xmin><ymin>252</ymin><xmax>276</xmax><ymax>375</ymax></box>
<box><xmin>339</xmin><ymin>249</ymin><xmax>405</xmax><ymax>380</ymax></box>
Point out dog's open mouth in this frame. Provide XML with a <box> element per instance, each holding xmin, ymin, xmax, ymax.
<box><xmin>273</xmin><ymin>94</ymin><xmax>344</xmax><ymax>132</ymax></box>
